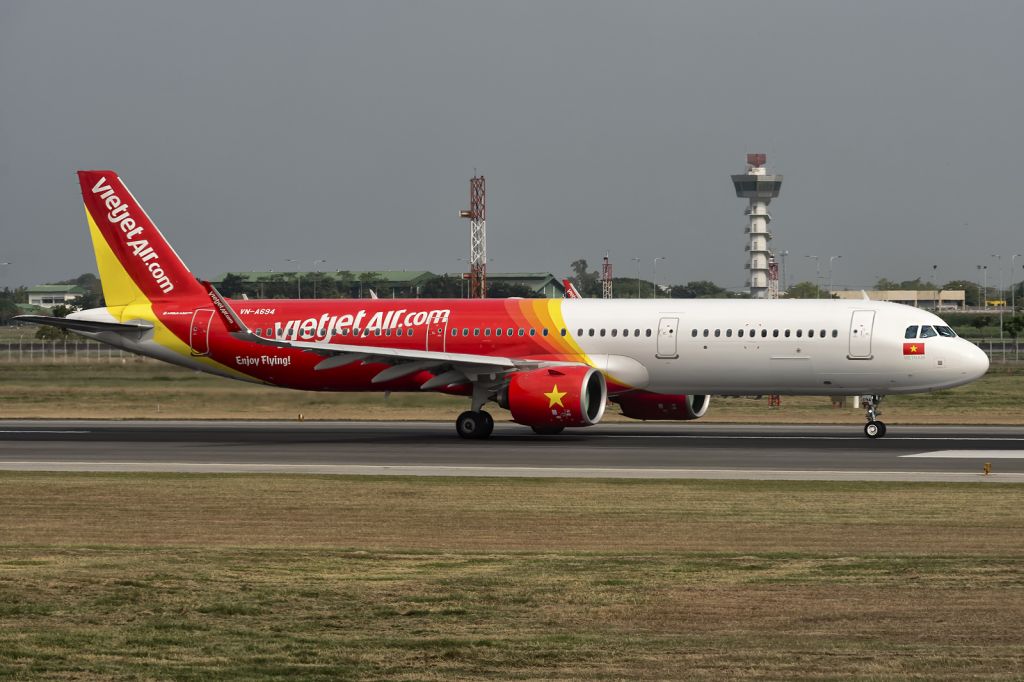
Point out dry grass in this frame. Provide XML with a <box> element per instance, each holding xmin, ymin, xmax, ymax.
<box><xmin>1</xmin><ymin>473</ymin><xmax>1024</xmax><ymax>679</ymax></box>
<box><xmin>1</xmin><ymin>360</ymin><xmax>1022</xmax><ymax>424</ymax></box>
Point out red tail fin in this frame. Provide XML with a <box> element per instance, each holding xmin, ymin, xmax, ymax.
<box><xmin>78</xmin><ymin>170</ymin><xmax>205</xmax><ymax>305</ymax></box>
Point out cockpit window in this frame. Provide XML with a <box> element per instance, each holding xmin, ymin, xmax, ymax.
<box><xmin>905</xmin><ymin>325</ymin><xmax>919</xmax><ymax>339</ymax></box>
<box><xmin>935</xmin><ymin>325</ymin><xmax>957</xmax><ymax>338</ymax></box>
<box><xmin>919</xmin><ymin>325</ymin><xmax>937</xmax><ymax>338</ymax></box>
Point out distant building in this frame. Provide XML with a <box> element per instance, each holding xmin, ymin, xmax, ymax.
<box><xmin>26</xmin><ymin>284</ymin><xmax>85</xmax><ymax>309</ymax></box>
<box><xmin>449</xmin><ymin>272</ymin><xmax>565</xmax><ymax>298</ymax></box>
<box><xmin>833</xmin><ymin>289</ymin><xmax>966</xmax><ymax>310</ymax></box>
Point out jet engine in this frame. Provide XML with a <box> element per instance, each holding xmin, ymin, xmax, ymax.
<box><xmin>612</xmin><ymin>391</ymin><xmax>710</xmax><ymax>421</ymax></box>
<box><xmin>498</xmin><ymin>366</ymin><xmax>607</xmax><ymax>428</ymax></box>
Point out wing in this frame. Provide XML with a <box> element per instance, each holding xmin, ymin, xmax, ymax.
<box><xmin>199</xmin><ymin>281</ymin><xmax>579</xmax><ymax>389</ymax></box>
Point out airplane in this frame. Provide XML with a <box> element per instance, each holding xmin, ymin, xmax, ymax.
<box><xmin>17</xmin><ymin>171</ymin><xmax>990</xmax><ymax>440</ymax></box>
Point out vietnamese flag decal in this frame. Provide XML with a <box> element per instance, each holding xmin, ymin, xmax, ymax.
<box><xmin>903</xmin><ymin>342</ymin><xmax>925</xmax><ymax>355</ymax></box>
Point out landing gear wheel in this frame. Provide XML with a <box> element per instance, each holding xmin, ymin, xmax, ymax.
<box><xmin>455</xmin><ymin>411</ymin><xmax>492</xmax><ymax>440</ymax></box>
<box><xmin>531</xmin><ymin>425</ymin><xmax>565</xmax><ymax>435</ymax></box>
<box><xmin>864</xmin><ymin>420</ymin><xmax>887</xmax><ymax>439</ymax></box>
<box><xmin>861</xmin><ymin>394</ymin><xmax>887</xmax><ymax>439</ymax></box>
<box><xmin>479</xmin><ymin>410</ymin><xmax>494</xmax><ymax>438</ymax></box>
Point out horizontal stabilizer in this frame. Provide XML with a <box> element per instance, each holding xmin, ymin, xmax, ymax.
<box><xmin>14</xmin><ymin>314</ymin><xmax>153</xmax><ymax>334</ymax></box>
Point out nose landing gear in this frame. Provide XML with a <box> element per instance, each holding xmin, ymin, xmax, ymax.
<box><xmin>861</xmin><ymin>394</ymin><xmax>886</xmax><ymax>438</ymax></box>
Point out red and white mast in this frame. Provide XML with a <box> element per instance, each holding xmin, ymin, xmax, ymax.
<box><xmin>459</xmin><ymin>175</ymin><xmax>487</xmax><ymax>298</ymax></box>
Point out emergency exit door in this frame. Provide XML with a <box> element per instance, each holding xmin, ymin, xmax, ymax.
<box><xmin>848</xmin><ymin>310</ymin><xmax>875</xmax><ymax>359</ymax></box>
<box><xmin>656</xmin><ymin>317</ymin><xmax>679</xmax><ymax>359</ymax></box>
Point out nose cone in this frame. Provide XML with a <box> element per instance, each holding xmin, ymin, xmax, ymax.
<box><xmin>964</xmin><ymin>341</ymin><xmax>990</xmax><ymax>381</ymax></box>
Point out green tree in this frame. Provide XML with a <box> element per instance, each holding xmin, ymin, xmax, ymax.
<box><xmin>670</xmin><ymin>280</ymin><xmax>729</xmax><ymax>298</ymax></box>
<box><xmin>786</xmin><ymin>281</ymin><xmax>827</xmax><ymax>299</ymax></box>
<box><xmin>218</xmin><ymin>273</ymin><xmax>253</xmax><ymax>298</ymax></box>
<box><xmin>420</xmin><ymin>274</ymin><xmax>463</xmax><ymax>298</ymax></box>
<box><xmin>942</xmin><ymin>280</ymin><xmax>981</xmax><ymax>307</ymax></box>
<box><xmin>486</xmin><ymin>282</ymin><xmax>539</xmax><ymax>298</ymax></box>
<box><xmin>569</xmin><ymin>259</ymin><xmax>601</xmax><ymax>297</ymax></box>
<box><xmin>0</xmin><ymin>289</ymin><xmax>18</xmax><ymax>323</ymax></box>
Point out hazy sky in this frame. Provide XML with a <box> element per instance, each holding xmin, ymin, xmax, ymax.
<box><xmin>2</xmin><ymin>1</ymin><xmax>1023</xmax><ymax>293</ymax></box>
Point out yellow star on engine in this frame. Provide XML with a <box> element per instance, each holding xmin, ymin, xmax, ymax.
<box><xmin>544</xmin><ymin>384</ymin><xmax>567</xmax><ymax>408</ymax></box>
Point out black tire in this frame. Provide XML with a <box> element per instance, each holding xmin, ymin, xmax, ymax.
<box><xmin>531</xmin><ymin>425</ymin><xmax>565</xmax><ymax>435</ymax></box>
<box><xmin>479</xmin><ymin>410</ymin><xmax>495</xmax><ymax>438</ymax></box>
<box><xmin>864</xmin><ymin>421</ymin><xmax>885</xmax><ymax>439</ymax></box>
<box><xmin>456</xmin><ymin>411</ymin><xmax>491</xmax><ymax>439</ymax></box>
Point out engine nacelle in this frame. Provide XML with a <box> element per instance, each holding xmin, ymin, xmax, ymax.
<box><xmin>499</xmin><ymin>366</ymin><xmax>607</xmax><ymax>428</ymax></box>
<box><xmin>612</xmin><ymin>391</ymin><xmax>710</xmax><ymax>421</ymax></box>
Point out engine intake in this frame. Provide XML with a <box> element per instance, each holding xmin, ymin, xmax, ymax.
<box><xmin>499</xmin><ymin>366</ymin><xmax>607</xmax><ymax>428</ymax></box>
<box><xmin>612</xmin><ymin>391</ymin><xmax>710</xmax><ymax>421</ymax></box>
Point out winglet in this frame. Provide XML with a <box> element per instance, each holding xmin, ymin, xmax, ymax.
<box><xmin>199</xmin><ymin>280</ymin><xmax>246</xmax><ymax>334</ymax></box>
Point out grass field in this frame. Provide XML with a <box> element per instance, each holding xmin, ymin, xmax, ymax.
<box><xmin>1</xmin><ymin>473</ymin><xmax>1023</xmax><ymax>679</ymax></box>
<box><xmin>1</xmin><ymin>359</ymin><xmax>1021</xmax><ymax>424</ymax></box>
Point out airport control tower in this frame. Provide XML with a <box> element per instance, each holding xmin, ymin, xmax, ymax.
<box><xmin>732</xmin><ymin>154</ymin><xmax>782</xmax><ymax>299</ymax></box>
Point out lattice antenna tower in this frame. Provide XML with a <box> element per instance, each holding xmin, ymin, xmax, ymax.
<box><xmin>459</xmin><ymin>175</ymin><xmax>487</xmax><ymax>298</ymax></box>
<box><xmin>601</xmin><ymin>253</ymin><xmax>613</xmax><ymax>299</ymax></box>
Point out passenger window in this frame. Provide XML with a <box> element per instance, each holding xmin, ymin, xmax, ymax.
<box><xmin>385</xmin><ymin>329</ymin><xmax>392</xmax><ymax>337</ymax></box>
<box><xmin>474</xmin><ymin>328</ymin><xmax>480</xmax><ymax>336</ymax></box>
<box><xmin>600</xmin><ymin>329</ymin><xmax>606</xmax><ymax>337</ymax></box>
<box><xmin>396</xmin><ymin>329</ymin><xmax>402</xmax><ymax>337</ymax></box>
<box><xmin>920</xmin><ymin>325</ymin><xmax>937</xmax><ymax>338</ymax></box>
<box><xmin>703</xmin><ymin>329</ymin><xmax>709</xmax><ymax>337</ymax></box>
<box><xmin>808</xmin><ymin>330</ymin><xmax>815</xmax><ymax>338</ymax></box>
<box><xmin>737</xmin><ymin>329</ymin><xmax>744</xmax><ymax>338</ymax></box>
<box><xmin>726</xmin><ymin>329</ymin><xmax>733</xmax><ymax>338</ymax></box>
<box><xmin>611</xmin><ymin>329</ymin><xmax>618</xmax><ymax>337</ymax></box>
<box><xmin>462</xmin><ymin>328</ymin><xmax>468</xmax><ymax>336</ymax></box>
<box><xmin>832</xmin><ymin>329</ymin><xmax>838</xmax><ymax>338</ymax></box>
<box><xmin>530</xmin><ymin>328</ymin><xmax>536</xmax><ymax>336</ymax></box>
<box><xmin>691</xmin><ymin>329</ymin><xmax>698</xmax><ymax>337</ymax></box>
<box><xmin>623</xmin><ymin>329</ymin><xmax>629</xmax><ymax>337</ymax></box>
<box><xmin>578</xmin><ymin>329</ymin><xmax>584</xmax><ymax>336</ymax></box>
<box><xmin>353</xmin><ymin>328</ymin><xmax>360</xmax><ymax>336</ymax></box>
<box><xmin>542</xmin><ymin>328</ymin><xmax>548</xmax><ymax>337</ymax></box>
<box><xmin>559</xmin><ymin>328</ymin><xmax>566</xmax><ymax>336</ymax></box>
<box><xmin>589</xmin><ymin>329</ymin><xmax>595</xmax><ymax>336</ymax></box>
<box><xmin>518</xmin><ymin>329</ymin><xmax>524</xmax><ymax>337</ymax></box>
<box><xmin>784</xmin><ymin>330</ymin><xmax>791</xmax><ymax>338</ymax></box>
<box><xmin>634</xmin><ymin>329</ymin><xmax>640</xmax><ymax>337</ymax></box>
<box><xmin>905</xmin><ymin>325</ymin><xmax>919</xmax><ymax>339</ymax></box>
<box><xmin>820</xmin><ymin>329</ymin><xmax>826</xmax><ymax>338</ymax></box>
<box><xmin>451</xmin><ymin>329</ymin><xmax>457</xmax><ymax>337</ymax></box>
<box><xmin>773</xmin><ymin>329</ymin><xmax>779</xmax><ymax>337</ymax></box>
<box><xmin>936</xmin><ymin>326</ymin><xmax>956</xmax><ymax>338</ymax></box>
<box><xmin>796</xmin><ymin>329</ymin><xmax>803</xmax><ymax>338</ymax></box>
<box><xmin>484</xmin><ymin>328</ymin><xmax>491</xmax><ymax>337</ymax></box>
<box><xmin>408</xmin><ymin>329</ymin><xmax>414</xmax><ymax>337</ymax></box>
<box><xmin>496</xmin><ymin>328</ymin><xmax>503</xmax><ymax>336</ymax></box>
<box><xmin>645</xmin><ymin>329</ymin><xmax>652</xmax><ymax>337</ymax></box>
<box><xmin>714</xmin><ymin>329</ymin><xmax>721</xmax><ymax>337</ymax></box>
<box><xmin>508</xmin><ymin>328</ymin><xmax>514</xmax><ymax>336</ymax></box>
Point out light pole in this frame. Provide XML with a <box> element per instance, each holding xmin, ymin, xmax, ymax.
<box><xmin>976</xmin><ymin>265</ymin><xmax>988</xmax><ymax>310</ymax></box>
<box><xmin>804</xmin><ymin>254</ymin><xmax>821</xmax><ymax>298</ymax></box>
<box><xmin>311</xmin><ymin>259</ymin><xmax>327</xmax><ymax>299</ymax></box>
<box><xmin>652</xmin><ymin>257</ymin><xmax>665</xmax><ymax>299</ymax></box>
<box><xmin>631</xmin><ymin>257</ymin><xmax>641</xmax><ymax>299</ymax></box>
<box><xmin>992</xmin><ymin>254</ymin><xmax>1005</xmax><ymax>341</ymax></box>
<box><xmin>285</xmin><ymin>259</ymin><xmax>301</xmax><ymax>298</ymax></box>
<box><xmin>1012</xmin><ymin>254</ymin><xmax>1023</xmax><ymax>313</ymax></box>
<box><xmin>828</xmin><ymin>255</ymin><xmax>842</xmax><ymax>298</ymax></box>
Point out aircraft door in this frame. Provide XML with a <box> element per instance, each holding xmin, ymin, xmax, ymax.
<box><xmin>190</xmin><ymin>309</ymin><xmax>216</xmax><ymax>356</ymax></box>
<box><xmin>427</xmin><ymin>317</ymin><xmax>448</xmax><ymax>352</ymax></box>
<box><xmin>656</xmin><ymin>317</ymin><xmax>679</xmax><ymax>359</ymax></box>
<box><xmin>848</xmin><ymin>310</ymin><xmax>875</xmax><ymax>359</ymax></box>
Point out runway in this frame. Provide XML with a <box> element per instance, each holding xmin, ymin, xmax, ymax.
<box><xmin>2</xmin><ymin>420</ymin><xmax>1024</xmax><ymax>481</ymax></box>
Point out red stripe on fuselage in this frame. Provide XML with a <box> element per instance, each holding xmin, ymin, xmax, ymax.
<box><xmin>153</xmin><ymin>298</ymin><xmax>583</xmax><ymax>391</ymax></box>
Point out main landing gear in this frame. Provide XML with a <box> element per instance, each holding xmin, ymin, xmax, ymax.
<box><xmin>455</xmin><ymin>410</ymin><xmax>494</xmax><ymax>439</ymax></box>
<box><xmin>862</xmin><ymin>394</ymin><xmax>886</xmax><ymax>439</ymax></box>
